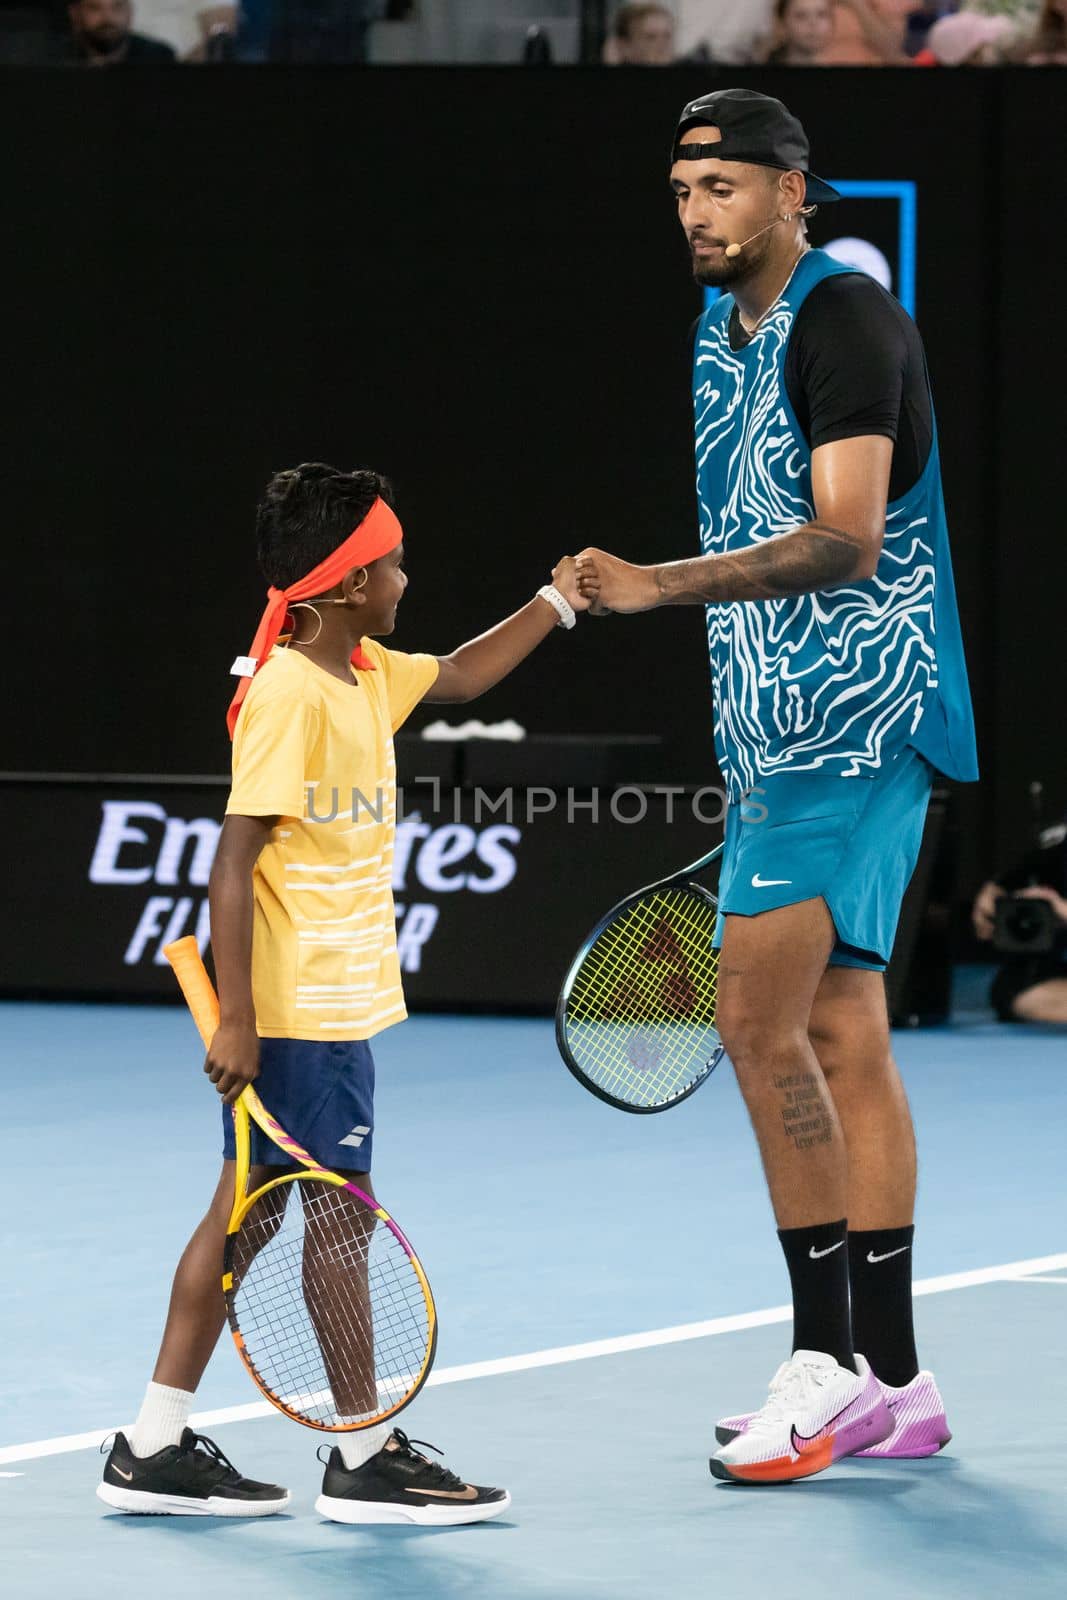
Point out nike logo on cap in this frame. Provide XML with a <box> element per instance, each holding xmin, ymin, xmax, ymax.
<box><xmin>751</xmin><ymin>874</ymin><xmax>792</xmax><ymax>888</ymax></box>
<box><xmin>867</xmin><ymin>1246</ymin><xmax>910</xmax><ymax>1263</ymax></box>
<box><xmin>809</xmin><ymin>1241</ymin><xmax>844</xmax><ymax>1260</ymax></box>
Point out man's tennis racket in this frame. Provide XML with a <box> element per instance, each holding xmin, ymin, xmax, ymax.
<box><xmin>164</xmin><ymin>936</ymin><xmax>437</xmax><ymax>1433</ymax></box>
<box><xmin>555</xmin><ymin>844</ymin><xmax>724</xmax><ymax>1113</ymax></box>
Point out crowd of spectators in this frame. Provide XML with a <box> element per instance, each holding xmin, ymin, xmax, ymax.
<box><xmin>605</xmin><ymin>0</ymin><xmax>1065</xmax><ymax>65</ymax></box>
<box><xmin>1</xmin><ymin>0</ymin><xmax>387</xmax><ymax>61</ymax></box>
<box><xmin>2</xmin><ymin>0</ymin><xmax>1063</xmax><ymax>66</ymax></box>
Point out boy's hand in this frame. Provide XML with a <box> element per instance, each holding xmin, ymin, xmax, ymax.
<box><xmin>575</xmin><ymin>548</ymin><xmax>661</xmax><ymax>615</ymax></box>
<box><xmin>424</xmin><ymin>562</ymin><xmax>594</xmax><ymax>704</ymax></box>
<box><xmin>551</xmin><ymin>555</ymin><xmax>592</xmax><ymax>614</ymax></box>
<box><xmin>205</xmin><ymin>1022</ymin><xmax>261</xmax><ymax>1106</ymax></box>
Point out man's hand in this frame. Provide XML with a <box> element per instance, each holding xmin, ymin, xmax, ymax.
<box><xmin>204</xmin><ymin>1022</ymin><xmax>260</xmax><ymax>1106</ymax></box>
<box><xmin>972</xmin><ymin>880</ymin><xmax>1002</xmax><ymax>941</ymax></box>
<box><xmin>550</xmin><ymin>555</ymin><xmax>593</xmax><ymax>615</ymax></box>
<box><xmin>575</xmin><ymin>548</ymin><xmax>661</xmax><ymax>616</ymax></box>
<box><xmin>1015</xmin><ymin>885</ymin><xmax>1067</xmax><ymax>927</ymax></box>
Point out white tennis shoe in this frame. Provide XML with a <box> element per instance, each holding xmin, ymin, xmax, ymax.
<box><xmin>716</xmin><ymin>1366</ymin><xmax>951</xmax><ymax>1460</ymax></box>
<box><xmin>709</xmin><ymin>1350</ymin><xmax>894</xmax><ymax>1483</ymax></box>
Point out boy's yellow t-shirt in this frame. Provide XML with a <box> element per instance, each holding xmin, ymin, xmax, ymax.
<box><xmin>225</xmin><ymin>640</ymin><xmax>440</xmax><ymax>1040</ymax></box>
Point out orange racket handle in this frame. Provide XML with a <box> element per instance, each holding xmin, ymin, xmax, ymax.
<box><xmin>163</xmin><ymin>936</ymin><xmax>221</xmax><ymax>1048</ymax></box>
<box><xmin>164</xmin><ymin>936</ymin><xmax>324</xmax><ymax>1173</ymax></box>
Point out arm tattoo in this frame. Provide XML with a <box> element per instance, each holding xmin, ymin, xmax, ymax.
<box><xmin>654</xmin><ymin>520</ymin><xmax>873</xmax><ymax>605</ymax></box>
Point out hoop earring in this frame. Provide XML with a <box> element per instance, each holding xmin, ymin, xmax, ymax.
<box><xmin>288</xmin><ymin>602</ymin><xmax>325</xmax><ymax>645</ymax></box>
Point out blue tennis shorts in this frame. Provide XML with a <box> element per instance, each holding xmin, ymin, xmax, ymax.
<box><xmin>221</xmin><ymin>1037</ymin><xmax>376</xmax><ymax>1170</ymax></box>
<box><xmin>713</xmin><ymin>747</ymin><xmax>934</xmax><ymax>971</ymax></box>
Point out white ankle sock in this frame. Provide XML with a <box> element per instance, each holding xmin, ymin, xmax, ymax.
<box><xmin>128</xmin><ymin>1382</ymin><xmax>194</xmax><ymax>1459</ymax></box>
<box><xmin>338</xmin><ymin>1421</ymin><xmax>392</xmax><ymax>1471</ymax></box>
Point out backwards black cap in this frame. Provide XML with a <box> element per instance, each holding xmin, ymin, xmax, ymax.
<box><xmin>672</xmin><ymin>88</ymin><xmax>840</xmax><ymax>205</ymax></box>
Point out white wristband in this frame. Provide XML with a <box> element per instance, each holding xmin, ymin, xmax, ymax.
<box><xmin>537</xmin><ymin>583</ymin><xmax>576</xmax><ymax>630</ymax></box>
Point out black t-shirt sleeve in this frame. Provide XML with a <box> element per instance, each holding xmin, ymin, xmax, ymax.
<box><xmin>787</xmin><ymin>275</ymin><xmax>905</xmax><ymax>448</ymax></box>
<box><xmin>784</xmin><ymin>274</ymin><xmax>933</xmax><ymax>500</ymax></box>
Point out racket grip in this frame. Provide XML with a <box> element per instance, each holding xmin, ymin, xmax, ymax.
<box><xmin>163</xmin><ymin>936</ymin><xmax>221</xmax><ymax>1047</ymax></box>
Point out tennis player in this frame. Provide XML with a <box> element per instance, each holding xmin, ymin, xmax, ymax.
<box><xmin>575</xmin><ymin>89</ymin><xmax>978</xmax><ymax>1484</ymax></box>
<box><xmin>99</xmin><ymin>462</ymin><xmax>587</xmax><ymax>1520</ymax></box>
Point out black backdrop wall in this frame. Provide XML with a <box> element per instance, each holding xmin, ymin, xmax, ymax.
<box><xmin>4</xmin><ymin>67</ymin><xmax>1064</xmax><ymax>889</ymax></box>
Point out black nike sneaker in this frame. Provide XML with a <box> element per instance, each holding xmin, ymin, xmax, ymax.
<box><xmin>315</xmin><ymin>1428</ymin><xmax>511</xmax><ymax>1526</ymax></box>
<box><xmin>97</xmin><ymin>1428</ymin><xmax>289</xmax><ymax>1517</ymax></box>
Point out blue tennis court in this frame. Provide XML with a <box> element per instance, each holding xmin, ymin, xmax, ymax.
<box><xmin>2</xmin><ymin>1002</ymin><xmax>1064</xmax><ymax>1600</ymax></box>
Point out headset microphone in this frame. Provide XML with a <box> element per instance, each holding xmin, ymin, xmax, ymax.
<box><xmin>723</xmin><ymin>204</ymin><xmax>817</xmax><ymax>259</ymax></box>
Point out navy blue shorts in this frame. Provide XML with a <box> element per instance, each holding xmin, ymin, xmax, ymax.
<box><xmin>221</xmin><ymin>1037</ymin><xmax>376</xmax><ymax>1171</ymax></box>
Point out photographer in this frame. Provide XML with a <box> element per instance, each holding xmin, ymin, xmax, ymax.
<box><xmin>973</xmin><ymin>817</ymin><xmax>1067</xmax><ymax>1022</ymax></box>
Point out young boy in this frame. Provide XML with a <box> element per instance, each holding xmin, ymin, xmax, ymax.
<box><xmin>98</xmin><ymin>462</ymin><xmax>587</xmax><ymax>1523</ymax></box>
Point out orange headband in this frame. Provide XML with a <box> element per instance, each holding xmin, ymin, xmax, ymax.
<box><xmin>226</xmin><ymin>496</ymin><xmax>403</xmax><ymax>739</ymax></box>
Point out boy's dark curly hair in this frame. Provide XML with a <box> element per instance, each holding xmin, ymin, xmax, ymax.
<box><xmin>256</xmin><ymin>463</ymin><xmax>396</xmax><ymax>590</ymax></box>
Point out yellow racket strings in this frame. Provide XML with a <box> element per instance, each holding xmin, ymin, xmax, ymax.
<box><xmin>230</xmin><ymin>1179</ymin><xmax>430</xmax><ymax>1426</ymax></box>
<box><xmin>564</xmin><ymin>887</ymin><xmax>720</xmax><ymax>1106</ymax></box>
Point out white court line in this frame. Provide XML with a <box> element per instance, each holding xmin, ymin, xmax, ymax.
<box><xmin>1003</xmin><ymin>1274</ymin><xmax>1067</xmax><ymax>1285</ymax></box>
<box><xmin>2</xmin><ymin>1248</ymin><xmax>1064</xmax><ymax>1469</ymax></box>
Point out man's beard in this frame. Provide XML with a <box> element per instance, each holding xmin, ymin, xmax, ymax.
<box><xmin>83</xmin><ymin>26</ymin><xmax>127</xmax><ymax>52</ymax></box>
<box><xmin>692</xmin><ymin>255</ymin><xmax>746</xmax><ymax>289</ymax></box>
<box><xmin>690</xmin><ymin>230</ymin><xmax>777</xmax><ymax>289</ymax></box>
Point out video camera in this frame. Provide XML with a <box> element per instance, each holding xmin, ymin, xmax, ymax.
<box><xmin>992</xmin><ymin>894</ymin><xmax>1057</xmax><ymax>955</ymax></box>
<box><xmin>992</xmin><ymin>780</ymin><xmax>1060</xmax><ymax>955</ymax></box>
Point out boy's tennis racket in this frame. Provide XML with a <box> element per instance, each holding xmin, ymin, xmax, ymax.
<box><xmin>556</xmin><ymin>844</ymin><xmax>724</xmax><ymax>1113</ymax></box>
<box><xmin>164</xmin><ymin>937</ymin><xmax>437</xmax><ymax>1433</ymax></box>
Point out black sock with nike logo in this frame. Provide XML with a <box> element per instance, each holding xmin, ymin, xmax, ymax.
<box><xmin>848</xmin><ymin>1225</ymin><xmax>919</xmax><ymax>1388</ymax></box>
<box><xmin>777</xmin><ymin>1218</ymin><xmax>855</xmax><ymax>1373</ymax></box>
